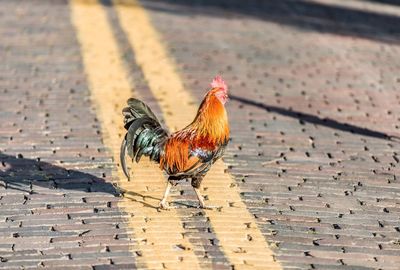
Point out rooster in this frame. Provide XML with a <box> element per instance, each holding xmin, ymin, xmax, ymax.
<box><xmin>120</xmin><ymin>76</ymin><xmax>229</xmax><ymax>209</ymax></box>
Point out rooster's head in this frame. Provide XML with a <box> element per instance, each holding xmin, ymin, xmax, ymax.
<box><xmin>209</xmin><ymin>75</ymin><xmax>228</xmax><ymax>105</ymax></box>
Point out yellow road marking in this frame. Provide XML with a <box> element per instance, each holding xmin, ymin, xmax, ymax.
<box><xmin>114</xmin><ymin>0</ymin><xmax>282</xmax><ymax>268</ymax></box>
<box><xmin>70</xmin><ymin>0</ymin><xmax>200</xmax><ymax>269</ymax></box>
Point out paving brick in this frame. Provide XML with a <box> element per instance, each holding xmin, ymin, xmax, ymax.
<box><xmin>42</xmin><ymin>267</ymin><xmax>93</xmax><ymax>270</ymax></box>
<box><xmin>43</xmin><ymin>258</ymin><xmax>111</xmax><ymax>267</ymax></box>
<box><xmin>93</xmin><ymin>264</ymin><xmax>137</xmax><ymax>270</ymax></box>
<box><xmin>0</xmin><ymin>260</ymin><xmax>40</xmax><ymax>269</ymax></box>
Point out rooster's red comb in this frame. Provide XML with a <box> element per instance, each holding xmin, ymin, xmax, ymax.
<box><xmin>211</xmin><ymin>75</ymin><xmax>228</xmax><ymax>92</ymax></box>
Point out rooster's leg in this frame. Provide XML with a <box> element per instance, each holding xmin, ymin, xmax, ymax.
<box><xmin>192</xmin><ymin>176</ymin><xmax>219</xmax><ymax>209</ymax></box>
<box><xmin>194</xmin><ymin>188</ymin><xmax>220</xmax><ymax>210</ymax></box>
<box><xmin>159</xmin><ymin>181</ymin><xmax>173</xmax><ymax>210</ymax></box>
<box><xmin>193</xmin><ymin>188</ymin><xmax>206</xmax><ymax>208</ymax></box>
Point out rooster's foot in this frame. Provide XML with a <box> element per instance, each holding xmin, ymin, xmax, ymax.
<box><xmin>159</xmin><ymin>182</ymin><xmax>173</xmax><ymax>210</ymax></box>
<box><xmin>159</xmin><ymin>200</ymin><xmax>171</xmax><ymax>210</ymax></box>
<box><xmin>194</xmin><ymin>188</ymin><xmax>221</xmax><ymax>210</ymax></box>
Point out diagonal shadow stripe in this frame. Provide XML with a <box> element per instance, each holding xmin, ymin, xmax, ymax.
<box><xmin>230</xmin><ymin>94</ymin><xmax>400</xmax><ymax>141</ymax></box>
<box><xmin>140</xmin><ymin>0</ymin><xmax>400</xmax><ymax>45</ymax></box>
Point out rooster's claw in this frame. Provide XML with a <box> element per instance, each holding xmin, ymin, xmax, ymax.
<box><xmin>159</xmin><ymin>200</ymin><xmax>171</xmax><ymax>210</ymax></box>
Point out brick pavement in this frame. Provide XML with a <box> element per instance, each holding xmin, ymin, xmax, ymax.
<box><xmin>0</xmin><ymin>1</ymin><xmax>135</xmax><ymax>269</ymax></box>
<box><xmin>1</xmin><ymin>0</ymin><xmax>400</xmax><ymax>269</ymax></box>
<box><xmin>140</xmin><ymin>0</ymin><xmax>400</xmax><ymax>269</ymax></box>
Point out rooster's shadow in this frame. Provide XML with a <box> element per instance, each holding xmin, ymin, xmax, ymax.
<box><xmin>0</xmin><ymin>152</ymin><xmax>160</xmax><ymax>208</ymax></box>
<box><xmin>0</xmin><ymin>152</ymin><xmax>117</xmax><ymax>194</ymax></box>
<box><xmin>0</xmin><ymin>152</ymin><xmax>160</xmax><ymax>209</ymax></box>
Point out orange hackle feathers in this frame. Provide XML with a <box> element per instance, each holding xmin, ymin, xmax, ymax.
<box><xmin>160</xmin><ymin>76</ymin><xmax>230</xmax><ymax>173</ymax></box>
<box><xmin>192</xmin><ymin>94</ymin><xmax>229</xmax><ymax>145</ymax></box>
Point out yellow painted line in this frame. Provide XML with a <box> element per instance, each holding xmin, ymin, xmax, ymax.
<box><xmin>114</xmin><ymin>0</ymin><xmax>282</xmax><ymax>269</ymax></box>
<box><xmin>70</xmin><ymin>0</ymin><xmax>201</xmax><ymax>269</ymax></box>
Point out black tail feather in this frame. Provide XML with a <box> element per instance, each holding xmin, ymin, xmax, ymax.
<box><xmin>123</xmin><ymin>98</ymin><xmax>159</xmax><ymax>129</ymax></box>
<box><xmin>126</xmin><ymin>117</ymin><xmax>156</xmax><ymax>158</ymax></box>
<box><xmin>120</xmin><ymin>98</ymin><xmax>168</xmax><ymax>181</ymax></box>
<box><xmin>120</xmin><ymin>135</ymin><xmax>130</xmax><ymax>181</ymax></box>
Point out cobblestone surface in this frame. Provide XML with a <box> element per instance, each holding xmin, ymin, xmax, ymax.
<box><xmin>0</xmin><ymin>1</ymin><xmax>134</xmax><ymax>269</ymax></box>
<box><xmin>1</xmin><ymin>0</ymin><xmax>400</xmax><ymax>269</ymax></box>
<box><xmin>141</xmin><ymin>0</ymin><xmax>400</xmax><ymax>269</ymax></box>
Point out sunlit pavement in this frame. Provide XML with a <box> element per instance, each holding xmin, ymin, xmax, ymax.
<box><xmin>1</xmin><ymin>0</ymin><xmax>400</xmax><ymax>269</ymax></box>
